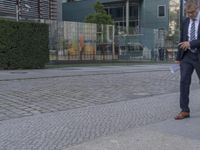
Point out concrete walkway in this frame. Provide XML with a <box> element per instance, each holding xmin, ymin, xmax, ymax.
<box><xmin>64</xmin><ymin>109</ymin><xmax>200</xmax><ymax>150</ymax></box>
<box><xmin>63</xmin><ymin>89</ymin><xmax>200</xmax><ymax>150</ymax></box>
<box><xmin>0</xmin><ymin>64</ymin><xmax>199</xmax><ymax>150</ymax></box>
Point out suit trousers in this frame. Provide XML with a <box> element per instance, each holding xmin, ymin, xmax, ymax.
<box><xmin>180</xmin><ymin>51</ymin><xmax>200</xmax><ymax>112</ymax></box>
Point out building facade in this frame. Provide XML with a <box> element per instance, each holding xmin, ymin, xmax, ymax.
<box><xmin>0</xmin><ymin>0</ymin><xmax>58</xmax><ymax>21</ymax></box>
<box><xmin>62</xmin><ymin>0</ymin><xmax>169</xmax><ymax>58</ymax></box>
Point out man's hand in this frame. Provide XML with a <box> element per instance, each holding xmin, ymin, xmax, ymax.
<box><xmin>178</xmin><ymin>41</ymin><xmax>190</xmax><ymax>50</ymax></box>
<box><xmin>175</xmin><ymin>61</ymin><xmax>181</xmax><ymax>64</ymax></box>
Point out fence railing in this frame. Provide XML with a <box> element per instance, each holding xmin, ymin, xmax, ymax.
<box><xmin>49</xmin><ymin>21</ymin><xmax>117</xmax><ymax>61</ymax></box>
<box><xmin>48</xmin><ymin>21</ymin><xmax>178</xmax><ymax>62</ymax></box>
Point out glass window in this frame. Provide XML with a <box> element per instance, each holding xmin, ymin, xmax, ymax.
<box><xmin>105</xmin><ymin>8</ymin><xmax>109</xmax><ymax>14</ymax></box>
<box><xmin>158</xmin><ymin>5</ymin><xmax>165</xmax><ymax>17</ymax></box>
<box><xmin>110</xmin><ymin>7</ymin><xmax>123</xmax><ymax>19</ymax></box>
<box><xmin>129</xmin><ymin>21</ymin><xmax>138</xmax><ymax>27</ymax></box>
<box><xmin>104</xmin><ymin>2</ymin><xmax>140</xmax><ymax>29</ymax></box>
<box><xmin>129</xmin><ymin>5</ymin><xmax>138</xmax><ymax>18</ymax></box>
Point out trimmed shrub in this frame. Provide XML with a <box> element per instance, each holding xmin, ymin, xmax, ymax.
<box><xmin>0</xmin><ymin>19</ymin><xmax>49</xmax><ymax>69</ymax></box>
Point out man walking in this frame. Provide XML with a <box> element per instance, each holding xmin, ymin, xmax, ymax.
<box><xmin>175</xmin><ymin>0</ymin><xmax>200</xmax><ymax>120</ymax></box>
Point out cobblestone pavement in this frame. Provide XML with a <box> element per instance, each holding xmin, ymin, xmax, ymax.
<box><xmin>0</xmin><ymin>64</ymin><xmax>199</xmax><ymax>150</ymax></box>
<box><xmin>0</xmin><ymin>64</ymin><xmax>199</xmax><ymax>121</ymax></box>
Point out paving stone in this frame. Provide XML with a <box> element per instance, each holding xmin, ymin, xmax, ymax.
<box><xmin>0</xmin><ymin>64</ymin><xmax>199</xmax><ymax>149</ymax></box>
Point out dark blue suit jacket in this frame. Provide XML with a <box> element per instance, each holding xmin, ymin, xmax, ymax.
<box><xmin>176</xmin><ymin>17</ymin><xmax>200</xmax><ymax>61</ymax></box>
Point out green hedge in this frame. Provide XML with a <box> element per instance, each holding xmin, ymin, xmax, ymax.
<box><xmin>0</xmin><ymin>19</ymin><xmax>49</xmax><ymax>69</ymax></box>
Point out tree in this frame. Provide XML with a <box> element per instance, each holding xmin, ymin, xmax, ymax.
<box><xmin>85</xmin><ymin>1</ymin><xmax>113</xmax><ymax>25</ymax></box>
<box><xmin>85</xmin><ymin>1</ymin><xmax>114</xmax><ymax>59</ymax></box>
<box><xmin>166</xmin><ymin>0</ymin><xmax>180</xmax><ymax>44</ymax></box>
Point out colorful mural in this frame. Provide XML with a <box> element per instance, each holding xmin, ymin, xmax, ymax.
<box><xmin>64</xmin><ymin>21</ymin><xmax>97</xmax><ymax>58</ymax></box>
<box><xmin>49</xmin><ymin>21</ymin><xmax>116</xmax><ymax>61</ymax></box>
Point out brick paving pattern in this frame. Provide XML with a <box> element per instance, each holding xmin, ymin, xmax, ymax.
<box><xmin>0</xmin><ymin>64</ymin><xmax>199</xmax><ymax>150</ymax></box>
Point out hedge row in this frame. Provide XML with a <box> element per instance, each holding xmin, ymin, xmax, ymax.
<box><xmin>0</xmin><ymin>19</ymin><xmax>49</xmax><ymax>69</ymax></box>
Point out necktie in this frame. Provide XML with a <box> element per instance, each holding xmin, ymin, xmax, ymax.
<box><xmin>190</xmin><ymin>20</ymin><xmax>197</xmax><ymax>53</ymax></box>
<box><xmin>190</xmin><ymin>20</ymin><xmax>196</xmax><ymax>41</ymax></box>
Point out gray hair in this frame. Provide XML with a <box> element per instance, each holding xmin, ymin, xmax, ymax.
<box><xmin>185</xmin><ymin>0</ymin><xmax>199</xmax><ymax>10</ymax></box>
<box><xmin>185</xmin><ymin>0</ymin><xmax>199</xmax><ymax>6</ymax></box>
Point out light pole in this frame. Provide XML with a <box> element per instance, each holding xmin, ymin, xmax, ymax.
<box><xmin>125</xmin><ymin>0</ymin><xmax>129</xmax><ymax>34</ymax></box>
<box><xmin>16</xmin><ymin>0</ymin><xmax>20</xmax><ymax>21</ymax></box>
<box><xmin>180</xmin><ymin>0</ymin><xmax>184</xmax><ymax>29</ymax></box>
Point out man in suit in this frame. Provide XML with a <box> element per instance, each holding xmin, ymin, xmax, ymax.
<box><xmin>175</xmin><ymin>0</ymin><xmax>200</xmax><ymax>120</ymax></box>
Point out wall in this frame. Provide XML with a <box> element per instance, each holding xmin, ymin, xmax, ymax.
<box><xmin>140</xmin><ymin>0</ymin><xmax>169</xmax><ymax>50</ymax></box>
<box><xmin>62</xmin><ymin>0</ymin><xmax>96</xmax><ymax>22</ymax></box>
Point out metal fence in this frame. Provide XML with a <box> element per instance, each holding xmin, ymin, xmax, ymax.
<box><xmin>49</xmin><ymin>21</ymin><xmax>178</xmax><ymax>62</ymax></box>
<box><xmin>49</xmin><ymin>21</ymin><xmax>118</xmax><ymax>61</ymax></box>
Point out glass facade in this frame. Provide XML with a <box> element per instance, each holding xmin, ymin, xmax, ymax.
<box><xmin>102</xmin><ymin>0</ymin><xmax>140</xmax><ymax>35</ymax></box>
<box><xmin>104</xmin><ymin>2</ymin><xmax>139</xmax><ymax>29</ymax></box>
